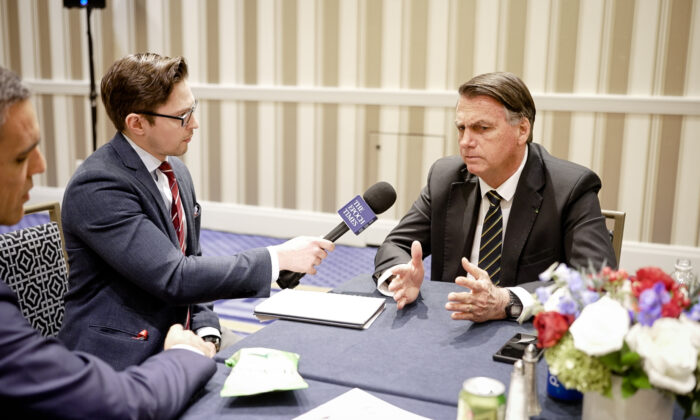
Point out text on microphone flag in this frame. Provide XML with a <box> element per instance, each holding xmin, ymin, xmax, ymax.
<box><xmin>337</xmin><ymin>195</ymin><xmax>377</xmax><ymax>235</ymax></box>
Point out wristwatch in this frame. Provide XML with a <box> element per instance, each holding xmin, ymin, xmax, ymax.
<box><xmin>202</xmin><ymin>335</ymin><xmax>221</xmax><ymax>352</ymax></box>
<box><xmin>505</xmin><ymin>291</ymin><xmax>523</xmax><ymax>319</ymax></box>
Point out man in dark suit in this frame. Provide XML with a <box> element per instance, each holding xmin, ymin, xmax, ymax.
<box><xmin>59</xmin><ymin>53</ymin><xmax>334</xmax><ymax>370</ymax></box>
<box><xmin>0</xmin><ymin>65</ymin><xmax>218</xmax><ymax>418</ymax></box>
<box><xmin>374</xmin><ymin>72</ymin><xmax>615</xmax><ymax>322</ymax></box>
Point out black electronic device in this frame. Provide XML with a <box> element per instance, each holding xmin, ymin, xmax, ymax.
<box><xmin>63</xmin><ymin>0</ymin><xmax>106</xmax><ymax>8</ymax></box>
<box><xmin>492</xmin><ymin>332</ymin><xmax>543</xmax><ymax>364</ymax></box>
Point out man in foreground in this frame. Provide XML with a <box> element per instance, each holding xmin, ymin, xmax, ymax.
<box><xmin>0</xmin><ymin>65</ymin><xmax>217</xmax><ymax>419</ymax></box>
<box><xmin>374</xmin><ymin>72</ymin><xmax>615</xmax><ymax>322</ymax></box>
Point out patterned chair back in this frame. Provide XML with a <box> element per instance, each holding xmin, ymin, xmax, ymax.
<box><xmin>0</xmin><ymin>222</ymin><xmax>69</xmax><ymax>337</ymax></box>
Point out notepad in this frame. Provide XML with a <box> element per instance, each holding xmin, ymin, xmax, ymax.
<box><xmin>254</xmin><ymin>289</ymin><xmax>386</xmax><ymax>329</ymax></box>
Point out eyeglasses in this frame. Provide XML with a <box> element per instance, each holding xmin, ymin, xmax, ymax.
<box><xmin>136</xmin><ymin>100</ymin><xmax>198</xmax><ymax>127</ymax></box>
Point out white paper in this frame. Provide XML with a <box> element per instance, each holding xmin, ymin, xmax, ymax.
<box><xmin>254</xmin><ymin>289</ymin><xmax>386</xmax><ymax>329</ymax></box>
<box><xmin>293</xmin><ymin>388</ymin><xmax>431</xmax><ymax>420</ymax></box>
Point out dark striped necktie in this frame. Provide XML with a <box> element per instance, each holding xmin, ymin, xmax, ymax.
<box><xmin>478</xmin><ymin>190</ymin><xmax>503</xmax><ymax>284</ymax></box>
<box><xmin>159</xmin><ymin>161</ymin><xmax>190</xmax><ymax>329</ymax></box>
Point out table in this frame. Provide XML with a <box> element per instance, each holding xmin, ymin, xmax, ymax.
<box><xmin>180</xmin><ymin>274</ymin><xmax>687</xmax><ymax>419</ymax></box>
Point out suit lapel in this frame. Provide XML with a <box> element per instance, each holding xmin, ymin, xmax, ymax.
<box><xmin>501</xmin><ymin>144</ymin><xmax>544</xmax><ymax>287</ymax></box>
<box><xmin>442</xmin><ymin>169</ymin><xmax>480</xmax><ymax>282</ymax></box>
<box><xmin>109</xmin><ymin>134</ymin><xmax>176</xmax><ymax>241</ymax></box>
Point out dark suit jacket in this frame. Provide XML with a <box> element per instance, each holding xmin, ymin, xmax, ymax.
<box><xmin>0</xmin><ymin>281</ymin><xmax>216</xmax><ymax>419</ymax></box>
<box><xmin>59</xmin><ymin>133</ymin><xmax>271</xmax><ymax>370</ymax></box>
<box><xmin>374</xmin><ymin>143</ymin><xmax>616</xmax><ymax>292</ymax></box>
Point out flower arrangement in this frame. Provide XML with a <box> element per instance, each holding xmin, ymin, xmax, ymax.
<box><xmin>528</xmin><ymin>263</ymin><xmax>700</xmax><ymax>417</ymax></box>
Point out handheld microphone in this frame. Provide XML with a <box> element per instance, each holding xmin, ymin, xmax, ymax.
<box><xmin>276</xmin><ymin>181</ymin><xmax>397</xmax><ymax>289</ymax></box>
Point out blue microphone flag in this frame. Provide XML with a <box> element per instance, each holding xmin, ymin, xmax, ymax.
<box><xmin>337</xmin><ymin>195</ymin><xmax>377</xmax><ymax>235</ymax></box>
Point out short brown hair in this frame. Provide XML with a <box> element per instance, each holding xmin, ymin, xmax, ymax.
<box><xmin>458</xmin><ymin>72</ymin><xmax>536</xmax><ymax>143</ymax></box>
<box><xmin>101</xmin><ymin>53</ymin><xmax>188</xmax><ymax>132</ymax></box>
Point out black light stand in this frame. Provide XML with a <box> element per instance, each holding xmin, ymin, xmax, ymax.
<box><xmin>63</xmin><ymin>0</ymin><xmax>105</xmax><ymax>152</ymax></box>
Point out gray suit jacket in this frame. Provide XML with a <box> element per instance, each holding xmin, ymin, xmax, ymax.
<box><xmin>1</xmin><ymin>281</ymin><xmax>216</xmax><ymax>419</ymax></box>
<box><xmin>374</xmin><ymin>143</ymin><xmax>616</xmax><ymax>292</ymax></box>
<box><xmin>59</xmin><ymin>133</ymin><xmax>271</xmax><ymax>370</ymax></box>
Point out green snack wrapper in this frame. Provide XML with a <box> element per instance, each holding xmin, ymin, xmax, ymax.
<box><xmin>220</xmin><ymin>347</ymin><xmax>309</xmax><ymax>397</ymax></box>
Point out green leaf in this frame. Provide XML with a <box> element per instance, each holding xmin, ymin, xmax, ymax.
<box><xmin>599</xmin><ymin>351</ymin><xmax>623</xmax><ymax>371</ymax></box>
<box><xmin>629</xmin><ymin>370</ymin><xmax>651</xmax><ymax>389</ymax></box>
<box><xmin>620</xmin><ymin>351</ymin><xmax>641</xmax><ymax>366</ymax></box>
<box><xmin>620</xmin><ymin>377</ymin><xmax>637</xmax><ymax>398</ymax></box>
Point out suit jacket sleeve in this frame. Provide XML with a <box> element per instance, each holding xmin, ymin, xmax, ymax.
<box><xmin>373</xmin><ymin>163</ymin><xmax>436</xmax><ymax>282</ymax></box>
<box><xmin>0</xmin><ymin>282</ymin><xmax>216</xmax><ymax>420</ymax></box>
<box><xmin>561</xmin><ymin>170</ymin><xmax>617</xmax><ymax>271</ymax></box>
<box><xmin>63</xmin><ymin>166</ymin><xmax>271</xmax><ymax>306</ymax></box>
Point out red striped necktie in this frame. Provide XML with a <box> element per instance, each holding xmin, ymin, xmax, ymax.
<box><xmin>159</xmin><ymin>161</ymin><xmax>190</xmax><ymax>328</ymax></box>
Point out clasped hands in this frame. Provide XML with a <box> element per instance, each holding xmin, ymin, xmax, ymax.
<box><xmin>387</xmin><ymin>241</ymin><xmax>509</xmax><ymax>322</ymax></box>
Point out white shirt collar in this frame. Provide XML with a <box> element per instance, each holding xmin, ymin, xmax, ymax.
<box><xmin>477</xmin><ymin>145</ymin><xmax>528</xmax><ymax>202</ymax></box>
<box><xmin>123</xmin><ymin>134</ymin><xmax>168</xmax><ymax>175</ymax></box>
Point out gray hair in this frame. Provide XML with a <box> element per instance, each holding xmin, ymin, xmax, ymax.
<box><xmin>0</xmin><ymin>66</ymin><xmax>31</xmax><ymax>127</ymax></box>
<box><xmin>459</xmin><ymin>72</ymin><xmax>536</xmax><ymax>143</ymax></box>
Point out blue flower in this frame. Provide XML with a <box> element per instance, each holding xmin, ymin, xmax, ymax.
<box><xmin>558</xmin><ymin>295</ymin><xmax>579</xmax><ymax>317</ymax></box>
<box><xmin>536</xmin><ymin>287</ymin><xmax>551</xmax><ymax>304</ymax></box>
<box><xmin>568</xmin><ymin>271</ymin><xmax>584</xmax><ymax>293</ymax></box>
<box><xmin>637</xmin><ymin>281</ymin><xmax>669</xmax><ymax>326</ymax></box>
<box><xmin>685</xmin><ymin>302</ymin><xmax>700</xmax><ymax>322</ymax></box>
<box><xmin>581</xmin><ymin>290</ymin><xmax>600</xmax><ymax>306</ymax></box>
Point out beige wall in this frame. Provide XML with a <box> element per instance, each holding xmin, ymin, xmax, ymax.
<box><xmin>1</xmin><ymin>0</ymin><xmax>699</xmax><ymax>247</ymax></box>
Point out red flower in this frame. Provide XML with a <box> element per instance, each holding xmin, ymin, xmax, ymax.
<box><xmin>632</xmin><ymin>267</ymin><xmax>675</xmax><ymax>297</ymax></box>
<box><xmin>534</xmin><ymin>312</ymin><xmax>574</xmax><ymax>348</ymax></box>
<box><xmin>631</xmin><ymin>267</ymin><xmax>691</xmax><ymax>318</ymax></box>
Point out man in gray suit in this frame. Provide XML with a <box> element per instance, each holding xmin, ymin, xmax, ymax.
<box><xmin>59</xmin><ymin>53</ymin><xmax>334</xmax><ymax>370</ymax></box>
<box><xmin>374</xmin><ymin>72</ymin><xmax>615</xmax><ymax>323</ymax></box>
<box><xmin>0</xmin><ymin>65</ymin><xmax>217</xmax><ymax>419</ymax></box>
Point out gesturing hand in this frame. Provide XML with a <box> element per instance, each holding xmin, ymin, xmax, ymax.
<box><xmin>272</xmin><ymin>236</ymin><xmax>335</xmax><ymax>274</ymax></box>
<box><xmin>445</xmin><ymin>258</ymin><xmax>510</xmax><ymax>322</ymax></box>
<box><xmin>388</xmin><ymin>241</ymin><xmax>425</xmax><ymax>309</ymax></box>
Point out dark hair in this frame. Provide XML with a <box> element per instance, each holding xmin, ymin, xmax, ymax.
<box><xmin>0</xmin><ymin>66</ymin><xmax>31</xmax><ymax>127</ymax></box>
<box><xmin>458</xmin><ymin>72</ymin><xmax>536</xmax><ymax>143</ymax></box>
<box><xmin>101</xmin><ymin>53</ymin><xmax>188</xmax><ymax>132</ymax></box>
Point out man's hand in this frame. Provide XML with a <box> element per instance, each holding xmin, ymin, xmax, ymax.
<box><xmin>388</xmin><ymin>241</ymin><xmax>425</xmax><ymax>309</ymax></box>
<box><xmin>445</xmin><ymin>258</ymin><xmax>510</xmax><ymax>322</ymax></box>
<box><xmin>164</xmin><ymin>324</ymin><xmax>216</xmax><ymax>358</ymax></box>
<box><xmin>272</xmin><ymin>236</ymin><xmax>335</xmax><ymax>274</ymax></box>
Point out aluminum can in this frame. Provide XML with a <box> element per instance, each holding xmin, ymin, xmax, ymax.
<box><xmin>456</xmin><ymin>376</ymin><xmax>506</xmax><ymax>420</ymax></box>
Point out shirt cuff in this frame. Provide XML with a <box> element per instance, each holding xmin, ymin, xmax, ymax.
<box><xmin>506</xmin><ymin>286</ymin><xmax>535</xmax><ymax>323</ymax></box>
<box><xmin>169</xmin><ymin>344</ymin><xmax>205</xmax><ymax>356</ymax></box>
<box><xmin>376</xmin><ymin>267</ymin><xmax>399</xmax><ymax>297</ymax></box>
<box><xmin>196</xmin><ymin>327</ymin><xmax>220</xmax><ymax>339</ymax></box>
<box><xmin>266</xmin><ymin>246</ymin><xmax>280</xmax><ymax>282</ymax></box>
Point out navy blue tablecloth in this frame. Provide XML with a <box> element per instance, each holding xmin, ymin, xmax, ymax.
<box><xmin>182</xmin><ymin>274</ymin><xmax>690</xmax><ymax>420</ymax></box>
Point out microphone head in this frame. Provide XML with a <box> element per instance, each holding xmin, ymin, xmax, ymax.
<box><xmin>362</xmin><ymin>181</ymin><xmax>397</xmax><ymax>215</ymax></box>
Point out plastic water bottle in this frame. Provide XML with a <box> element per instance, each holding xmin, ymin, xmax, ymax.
<box><xmin>671</xmin><ymin>259</ymin><xmax>698</xmax><ymax>297</ymax></box>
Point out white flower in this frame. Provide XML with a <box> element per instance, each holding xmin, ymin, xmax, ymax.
<box><xmin>569</xmin><ymin>295</ymin><xmax>630</xmax><ymax>356</ymax></box>
<box><xmin>626</xmin><ymin>318</ymin><xmax>698</xmax><ymax>394</ymax></box>
<box><xmin>680</xmin><ymin>315</ymin><xmax>700</xmax><ymax>349</ymax></box>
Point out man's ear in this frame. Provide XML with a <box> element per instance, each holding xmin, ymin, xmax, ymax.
<box><xmin>517</xmin><ymin>117</ymin><xmax>530</xmax><ymax>145</ymax></box>
<box><xmin>124</xmin><ymin>113</ymin><xmax>147</xmax><ymax>135</ymax></box>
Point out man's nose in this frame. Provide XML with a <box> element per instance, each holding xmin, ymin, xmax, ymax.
<box><xmin>28</xmin><ymin>147</ymin><xmax>46</xmax><ymax>176</ymax></box>
<box><xmin>189</xmin><ymin>114</ymin><xmax>200</xmax><ymax>129</ymax></box>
